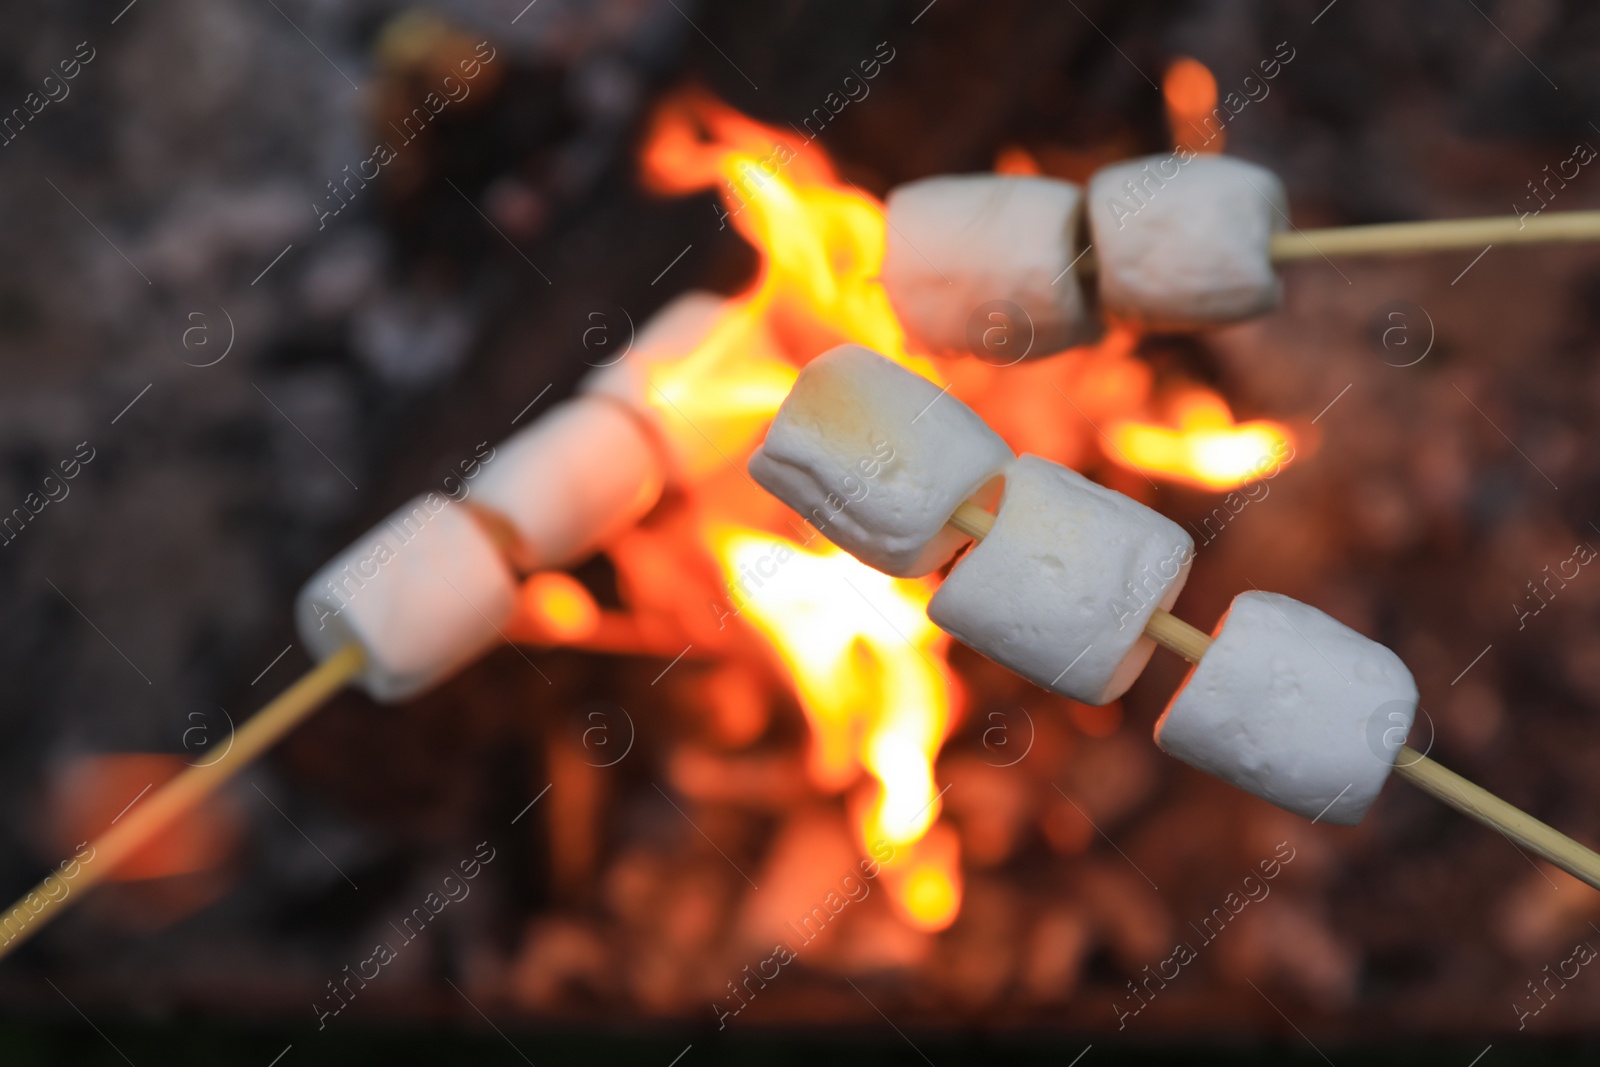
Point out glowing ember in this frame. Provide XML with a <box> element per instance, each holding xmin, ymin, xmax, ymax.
<box><xmin>1164</xmin><ymin>56</ymin><xmax>1223</xmax><ymax>155</ymax></box>
<box><xmin>1107</xmin><ymin>390</ymin><xmax>1293</xmax><ymax>491</ymax></box>
<box><xmin>518</xmin><ymin>572</ymin><xmax>601</xmax><ymax>643</ymax></box>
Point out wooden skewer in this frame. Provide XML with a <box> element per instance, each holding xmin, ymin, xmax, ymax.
<box><xmin>949</xmin><ymin>502</ymin><xmax>1600</xmax><ymax>891</ymax></box>
<box><xmin>1071</xmin><ymin>209</ymin><xmax>1600</xmax><ymax>275</ymax></box>
<box><xmin>0</xmin><ymin>644</ymin><xmax>364</xmax><ymax>961</ymax></box>
<box><xmin>1268</xmin><ymin>210</ymin><xmax>1600</xmax><ymax>261</ymax></box>
<box><xmin>9</xmin><ymin>481</ymin><xmax>1599</xmax><ymax>957</ymax></box>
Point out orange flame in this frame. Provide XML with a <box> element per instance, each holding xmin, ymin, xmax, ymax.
<box><xmin>1108</xmin><ymin>390</ymin><xmax>1292</xmax><ymax>490</ymax></box>
<box><xmin>1164</xmin><ymin>57</ymin><xmax>1224</xmax><ymax>155</ymax></box>
<box><xmin>712</xmin><ymin>528</ymin><xmax>962</xmax><ymax>930</ymax></box>
<box><xmin>640</xmin><ymin>89</ymin><xmax>933</xmax><ymax>374</ymax></box>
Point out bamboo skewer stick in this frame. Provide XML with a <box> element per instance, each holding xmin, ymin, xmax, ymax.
<box><xmin>7</xmin><ymin>477</ymin><xmax>1598</xmax><ymax>958</ymax></box>
<box><xmin>948</xmin><ymin>502</ymin><xmax>1600</xmax><ymax>891</ymax></box>
<box><xmin>1268</xmin><ymin>210</ymin><xmax>1600</xmax><ymax>261</ymax></box>
<box><xmin>1070</xmin><ymin>209</ymin><xmax>1600</xmax><ymax>276</ymax></box>
<box><xmin>0</xmin><ymin>643</ymin><xmax>364</xmax><ymax>961</ymax></box>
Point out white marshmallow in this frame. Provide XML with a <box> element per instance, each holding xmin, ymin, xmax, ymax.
<box><xmin>471</xmin><ymin>395</ymin><xmax>664</xmax><ymax>572</ymax></box>
<box><xmin>1086</xmin><ymin>154</ymin><xmax>1286</xmax><ymax>330</ymax></box>
<box><xmin>1154</xmin><ymin>591</ymin><xmax>1419</xmax><ymax>825</ymax></box>
<box><xmin>927</xmin><ymin>455</ymin><xmax>1193</xmax><ymax>705</ymax></box>
<box><xmin>296</xmin><ymin>495</ymin><xmax>517</xmax><ymax>702</ymax></box>
<box><xmin>581</xmin><ymin>290</ymin><xmax>782</xmax><ymax>482</ymax></box>
<box><xmin>748</xmin><ymin>344</ymin><xmax>1013</xmax><ymax>578</ymax></box>
<box><xmin>882</xmin><ymin>175</ymin><xmax>1096</xmax><ymax>361</ymax></box>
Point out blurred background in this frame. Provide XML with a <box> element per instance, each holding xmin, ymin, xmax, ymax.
<box><xmin>3</xmin><ymin>0</ymin><xmax>1600</xmax><ymax>1062</ymax></box>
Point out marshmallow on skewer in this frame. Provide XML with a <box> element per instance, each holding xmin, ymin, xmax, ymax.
<box><xmin>748</xmin><ymin>344</ymin><xmax>1013</xmax><ymax>577</ymax></box>
<box><xmin>1086</xmin><ymin>154</ymin><xmax>1287</xmax><ymax>330</ymax></box>
<box><xmin>928</xmin><ymin>455</ymin><xmax>1193</xmax><ymax>705</ymax></box>
<box><xmin>582</xmin><ymin>290</ymin><xmax>786</xmax><ymax>483</ymax></box>
<box><xmin>296</xmin><ymin>495</ymin><xmax>518</xmax><ymax>702</ymax></box>
<box><xmin>471</xmin><ymin>396</ymin><xmax>665</xmax><ymax>574</ymax></box>
<box><xmin>1154</xmin><ymin>591</ymin><xmax>1419</xmax><ymax>825</ymax></box>
<box><xmin>882</xmin><ymin>175</ymin><xmax>1098</xmax><ymax>360</ymax></box>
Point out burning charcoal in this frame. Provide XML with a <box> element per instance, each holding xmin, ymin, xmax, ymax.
<box><xmin>928</xmin><ymin>455</ymin><xmax>1193</xmax><ymax>704</ymax></box>
<box><xmin>1216</xmin><ymin>897</ymin><xmax>1359</xmax><ymax>1009</ymax></box>
<box><xmin>666</xmin><ymin>746</ymin><xmax>812</xmax><ymax>810</ymax></box>
<box><xmin>295</xmin><ymin>495</ymin><xmax>517</xmax><ymax>701</ymax></box>
<box><xmin>546</xmin><ymin>732</ymin><xmax>605</xmax><ymax>900</ymax></box>
<box><xmin>748</xmin><ymin>344</ymin><xmax>1012</xmax><ymax>577</ymax></box>
<box><xmin>1056</xmin><ymin>732</ymin><xmax>1158</xmax><ymax>829</ymax></box>
<box><xmin>1019</xmin><ymin>907</ymin><xmax>1092</xmax><ymax>1003</ymax></box>
<box><xmin>882</xmin><ymin>175</ymin><xmax>1097</xmax><ymax>359</ymax></box>
<box><xmin>737</xmin><ymin>809</ymin><xmax>862</xmax><ymax>958</ymax></box>
<box><xmin>1155</xmin><ymin>591</ymin><xmax>1418</xmax><ymax>825</ymax></box>
<box><xmin>473</xmin><ymin>396</ymin><xmax>665</xmax><ymax>574</ymax></box>
<box><xmin>940</xmin><ymin>755</ymin><xmax>1034</xmax><ymax>869</ymax></box>
<box><xmin>508</xmin><ymin>917</ymin><xmax>613</xmax><ymax>1010</ymax></box>
<box><xmin>695</xmin><ymin>662</ymin><xmax>770</xmax><ymax>749</ymax></box>
<box><xmin>928</xmin><ymin>876</ymin><xmax>1020</xmax><ymax>1008</ymax></box>
<box><xmin>1076</xmin><ymin>862</ymin><xmax>1174</xmax><ymax>972</ymax></box>
<box><xmin>1086</xmin><ymin>154</ymin><xmax>1286</xmax><ymax>330</ymax></box>
<box><xmin>1495</xmin><ymin>863</ymin><xmax>1600</xmax><ymax>959</ymax></box>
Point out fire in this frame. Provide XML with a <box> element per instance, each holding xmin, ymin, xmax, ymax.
<box><xmin>712</xmin><ymin>528</ymin><xmax>962</xmax><ymax>930</ymax></box>
<box><xmin>1107</xmin><ymin>390</ymin><xmax>1292</xmax><ymax>490</ymax></box>
<box><xmin>640</xmin><ymin>89</ymin><xmax>931</xmax><ymax>374</ymax></box>
<box><xmin>518</xmin><ymin>572</ymin><xmax>601</xmax><ymax>644</ymax></box>
<box><xmin>542</xmin><ymin>90</ymin><xmax>1304</xmax><ymax>933</ymax></box>
<box><xmin>1164</xmin><ymin>57</ymin><xmax>1224</xmax><ymax>155</ymax></box>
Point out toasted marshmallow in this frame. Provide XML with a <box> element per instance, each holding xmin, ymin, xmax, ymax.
<box><xmin>748</xmin><ymin>344</ymin><xmax>1013</xmax><ymax>577</ymax></box>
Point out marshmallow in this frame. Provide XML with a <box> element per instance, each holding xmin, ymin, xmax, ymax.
<box><xmin>582</xmin><ymin>290</ymin><xmax>788</xmax><ymax>483</ymax></box>
<box><xmin>1086</xmin><ymin>154</ymin><xmax>1286</xmax><ymax>330</ymax></box>
<box><xmin>927</xmin><ymin>455</ymin><xmax>1193</xmax><ymax>705</ymax></box>
<box><xmin>882</xmin><ymin>175</ymin><xmax>1096</xmax><ymax>361</ymax></box>
<box><xmin>748</xmin><ymin>344</ymin><xmax>1012</xmax><ymax>577</ymax></box>
<box><xmin>472</xmin><ymin>395</ymin><xmax>664</xmax><ymax>573</ymax></box>
<box><xmin>1154</xmin><ymin>591</ymin><xmax>1419</xmax><ymax>825</ymax></box>
<box><xmin>296</xmin><ymin>494</ymin><xmax>518</xmax><ymax>702</ymax></box>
